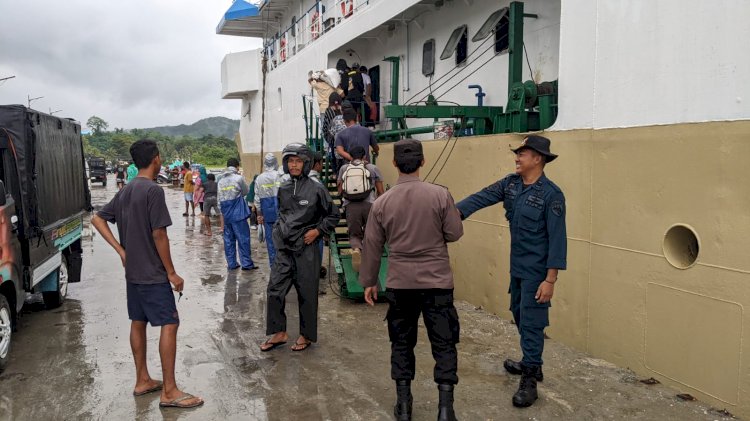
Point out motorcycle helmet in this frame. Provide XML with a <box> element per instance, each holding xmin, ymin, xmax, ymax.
<box><xmin>281</xmin><ymin>143</ymin><xmax>313</xmax><ymax>176</ymax></box>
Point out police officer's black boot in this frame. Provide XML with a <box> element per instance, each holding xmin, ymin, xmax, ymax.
<box><xmin>394</xmin><ymin>380</ymin><xmax>412</xmax><ymax>421</ymax></box>
<box><xmin>437</xmin><ymin>384</ymin><xmax>457</xmax><ymax>421</ymax></box>
<box><xmin>504</xmin><ymin>359</ymin><xmax>543</xmax><ymax>381</ymax></box>
<box><xmin>512</xmin><ymin>365</ymin><xmax>539</xmax><ymax>408</ymax></box>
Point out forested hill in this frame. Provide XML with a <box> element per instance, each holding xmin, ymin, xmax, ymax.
<box><xmin>142</xmin><ymin>116</ymin><xmax>240</xmax><ymax>139</ymax></box>
<box><xmin>83</xmin><ymin>115</ymin><xmax>239</xmax><ymax>166</ymax></box>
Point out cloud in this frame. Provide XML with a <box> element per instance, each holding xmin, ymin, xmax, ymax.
<box><xmin>0</xmin><ymin>0</ymin><xmax>261</xmax><ymax>129</ymax></box>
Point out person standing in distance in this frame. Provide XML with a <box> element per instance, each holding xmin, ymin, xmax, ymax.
<box><xmin>91</xmin><ymin>139</ymin><xmax>204</xmax><ymax>409</ymax></box>
<box><xmin>182</xmin><ymin>162</ymin><xmax>195</xmax><ymax>217</ymax></box>
<box><xmin>360</xmin><ymin>139</ymin><xmax>463</xmax><ymax>421</ymax></box>
<box><xmin>455</xmin><ymin>135</ymin><xmax>567</xmax><ymax>408</ymax></box>
<box><xmin>254</xmin><ymin>153</ymin><xmax>282</xmax><ymax>266</ymax></box>
<box><xmin>218</xmin><ymin>158</ymin><xmax>258</xmax><ymax>271</ymax></box>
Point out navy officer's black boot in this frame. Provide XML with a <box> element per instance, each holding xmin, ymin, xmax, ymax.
<box><xmin>394</xmin><ymin>380</ymin><xmax>412</xmax><ymax>421</ymax></box>
<box><xmin>512</xmin><ymin>364</ymin><xmax>539</xmax><ymax>408</ymax></box>
<box><xmin>504</xmin><ymin>359</ymin><xmax>543</xmax><ymax>381</ymax></box>
<box><xmin>437</xmin><ymin>384</ymin><xmax>457</xmax><ymax>421</ymax></box>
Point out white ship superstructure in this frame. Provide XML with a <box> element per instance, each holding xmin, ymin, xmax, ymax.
<box><xmin>220</xmin><ymin>0</ymin><xmax>561</xmax><ymax>156</ymax></box>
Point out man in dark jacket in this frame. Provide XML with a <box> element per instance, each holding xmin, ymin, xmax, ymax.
<box><xmin>260</xmin><ymin>143</ymin><xmax>340</xmax><ymax>352</ymax></box>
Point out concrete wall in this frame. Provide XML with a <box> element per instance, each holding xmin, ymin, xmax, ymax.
<box><xmin>367</xmin><ymin>121</ymin><xmax>750</xmax><ymax>416</ymax></box>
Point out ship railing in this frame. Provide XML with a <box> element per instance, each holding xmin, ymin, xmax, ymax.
<box><xmin>264</xmin><ymin>0</ymin><xmax>374</xmax><ymax>71</ymax></box>
<box><xmin>305</xmin><ymin>92</ymin><xmax>428</xmax><ymax>149</ymax></box>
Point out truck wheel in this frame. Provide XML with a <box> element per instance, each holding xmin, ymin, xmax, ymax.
<box><xmin>43</xmin><ymin>256</ymin><xmax>69</xmax><ymax>309</ymax></box>
<box><xmin>0</xmin><ymin>294</ymin><xmax>11</xmax><ymax>370</ymax></box>
<box><xmin>102</xmin><ymin>179</ymin><xmax>107</xmax><ymax>187</ymax></box>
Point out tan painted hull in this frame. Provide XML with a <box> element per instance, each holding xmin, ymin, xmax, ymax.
<box><xmin>239</xmin><ymin>120</ymin><xmax>750</xmax><ymax>415</ymax></box>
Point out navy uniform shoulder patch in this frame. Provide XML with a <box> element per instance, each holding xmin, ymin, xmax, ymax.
<box><xmin>551</xmin><ymin>200</ymin><xmax>564</xmax><ymax>217</ymax></box>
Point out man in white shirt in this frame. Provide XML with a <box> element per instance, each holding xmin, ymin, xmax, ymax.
<box><xmin>337</xmin><ymin>146</ymin><xmax>384</xmax><ymax>271</ymax></box>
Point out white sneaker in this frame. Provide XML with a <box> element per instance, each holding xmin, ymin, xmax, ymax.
<box><xmin>351</xmin><ymin>248</ymin><xmax>361</xmax><ymax>272</ymax></box>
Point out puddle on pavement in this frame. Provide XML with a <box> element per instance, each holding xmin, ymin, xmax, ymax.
<box><xmin>201</xmin><ymin>274</ymin><xmax>224</xmax><ymax>285</ymax></box>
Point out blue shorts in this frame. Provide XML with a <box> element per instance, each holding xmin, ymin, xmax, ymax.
<box><xmin>127</xmin><ymin>282</ymin><xmax>179</xmax><ymax>326</ymax></box>
<box><xmin>184</xmin><ymin>192</ymin><xmax>194</xmax><ymax>202</ymax></box>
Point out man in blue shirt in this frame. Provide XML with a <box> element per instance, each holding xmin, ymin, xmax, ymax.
<box><xmin>456</xmin><ymin>135</ymin><xmax>567</xmax><ymax>408</ymax></box>
<box><xmin>334</xmin><ymin>106</ymin><xmax>379</xmax><ymax>163</ymax></box>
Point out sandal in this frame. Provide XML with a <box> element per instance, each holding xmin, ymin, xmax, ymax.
<box><xmin>159</xmin><ymin>393</ymin><xmax>204</xmax><ymax>409</ymax></box>
<box><xmin>260</xmin><ymin>339</ymin><xmax>287</xmax><ymax>352</ymax></box>
<box><xmin>133</xmin><ymin>381</ymin><xmax>163</xmax><ymax>396</ymax></box>
<box><xmin>291</xmin><ymin>340</ymin><xmax>312</xmax><ymax>352</ymax></box>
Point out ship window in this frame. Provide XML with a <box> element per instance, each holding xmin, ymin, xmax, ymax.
<box><xmin>422</xmin><ymin>39</ymin><xmax>436</xmax><ymax>77</ymax></box>
<box><xmin>473</xmin><ymin>8</ymin><xmax>508</xmax><ymax>42</ymax></box>
<box><xmin>440</xmin><ymin>25</ymin><xmax>467</xmax><ymax>61</ymax></box>
<box><xmin>277</xmin><ymin>87</ymin><xmax>283</xmax><ymax>111</ymax></box>
<box><xmin>456</xmin><ymin>30</ymin><xmax>468</xmax><ymax>65</ymax></box>
<box><xmin>494</xmin><ymin>13</ymin><xmax>510</xmax><ymax>54</ymax></box>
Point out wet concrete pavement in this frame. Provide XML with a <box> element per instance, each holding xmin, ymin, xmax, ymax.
<box><xmin>0</xmin><ymin>176</ymin><xmax>738</xmax><ymax>421</ymax></box>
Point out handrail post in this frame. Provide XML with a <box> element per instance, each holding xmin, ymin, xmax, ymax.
<box><xmin>383</xmin><ymin>56</ymin><xmax>400</xmax><ymax>131</ymax></box>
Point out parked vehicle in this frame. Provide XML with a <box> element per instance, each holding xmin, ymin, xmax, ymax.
<box><xmin>88</xmin><ymin>157</ymin><xmax>107</xmax><ymax>186</ymax></box>
<box><xmin>157</xmin><ymin>168</ymin><xmax>171</xmax><ymax>184</ymax></box>
<box><xmin>0</xmin><ymin>105</ymin><xmax>91</xmax><ymax>369</ymax></box>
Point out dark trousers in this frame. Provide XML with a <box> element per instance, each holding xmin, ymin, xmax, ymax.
<box><xmin>386</xmin><ymin>288</ymin><xmax>460</xmax><ymax>385</ymax></box>
<box><xmin>509</xmin><ymin>277</ymin><xmax>550</xmax><ymax>367</ymax></box>
<box><xmin>344</xmin><ymin>200</ymin><xmax>371</xmax><ymax>250</ymax></box>
<box><xmin>266</xmin><ymin>243</ymin><xmax>322</xmax><ymax>342</ymax></box>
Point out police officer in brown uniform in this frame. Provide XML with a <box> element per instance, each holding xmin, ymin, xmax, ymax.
<box><xmin>359</xmin><ymin>139</ymin><xmax>464</xmax><ymax>421</ymax></box>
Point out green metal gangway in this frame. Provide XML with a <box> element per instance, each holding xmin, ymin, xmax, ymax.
<box><xmin>303</xmin><ymin>98</ymin><xmax>388</xmax><ymax>299</ymax></box>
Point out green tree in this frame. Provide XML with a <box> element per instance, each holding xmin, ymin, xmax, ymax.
<box><xmin>86</xmin><ymin>116</ymin><xmax>109</xmax><ymax>134</ymax></box>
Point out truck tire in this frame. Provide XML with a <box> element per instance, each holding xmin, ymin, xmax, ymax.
<box><xmin>0</xmin><ymin>294</ymin><xmax>11</xmax><ymax>370</ymax></box>
<box><xmin>43</xmin><ymin>256</ymin><xmax>69</xmax><ymax>309</ymax></box>
<box><xmin>102</xmin><ymin>179</ymin><xmax>107</xmax><ymax>187</ymax></box>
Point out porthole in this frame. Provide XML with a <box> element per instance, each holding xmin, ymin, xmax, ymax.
<box><xmin>663</xmin><ymin>224</ymin><xmax>700</xmax><ymax>269</ymax></box>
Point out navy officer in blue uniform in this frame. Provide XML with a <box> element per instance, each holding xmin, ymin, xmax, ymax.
<box><xmin>455</xmin><ymin>135</ymin><xmax>566</xmax><ymax>408</ymax></box>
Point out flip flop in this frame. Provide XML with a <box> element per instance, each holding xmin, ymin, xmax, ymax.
<box><xmin>133</xmin><ymin>381</ymin><xmax>163</xmax><ymax>396</ymax></box>
<box><xmin>291</xmin><ymin>341</ymin><xmax>312</xmax><ymax>352</ymax></box>
<box><xmin>260</xmin><ymin>340</ymin><xmax>287</xmax><ymax>352</ymax></box>
<box><xmin>159</xmin><ymin>393</ymin><xmax>204</xmax><ymax>409</ymax></box>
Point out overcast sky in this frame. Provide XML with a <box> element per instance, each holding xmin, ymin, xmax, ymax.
<box><xmin>0</xmin><ymin>1</ymin><xmax>262</xmax><ymax>130</ymax></box>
